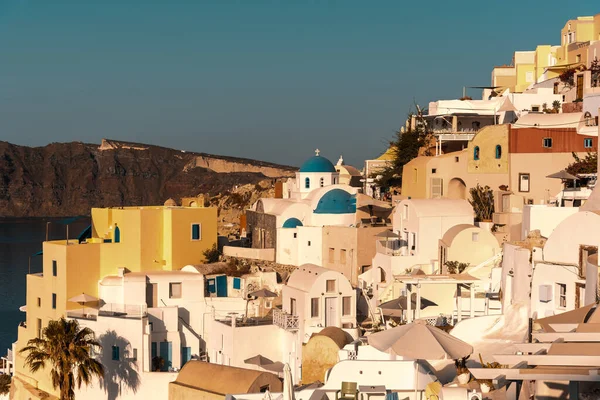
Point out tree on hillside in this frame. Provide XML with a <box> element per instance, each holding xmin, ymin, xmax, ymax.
<box><xmin>377</xmin><ymin>105</ymin><xmax>432</xmax><ymax>187</ymax></box>
<box><xmin>20</xmin><ymin>318</ymin><xmax>104</xmax><ymax>400</ymax></box>
<box><xmin>566</xmin><ymin>152</ymin><xmax>597</xmax><ymax>175</ymax></box>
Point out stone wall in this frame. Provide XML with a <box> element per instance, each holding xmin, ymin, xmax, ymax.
<box><xmin>246</xmin><ymin>211</ymin><xmax>277</xmax><ymax>251</ymax></box>
<box><xmin>563</xmin><ymin>102</ymin><xmax>583</xmax><ymax>113</ymax></box>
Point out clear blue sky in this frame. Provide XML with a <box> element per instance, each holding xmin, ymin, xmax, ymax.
<box><xmin>0</xmin><ymin>1</ymin><xmax>597</xmax><ymax>167</ymax></box>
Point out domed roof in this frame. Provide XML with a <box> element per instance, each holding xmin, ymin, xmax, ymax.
<box><xmin>164</xmin><ymin>198</ymin><xmax>177</xmax><ymax>207</ymax></box>
<box><xmin>300</xmin><ymin>155</ymin><xmax>336</xmax><ymax>173</ymax></box>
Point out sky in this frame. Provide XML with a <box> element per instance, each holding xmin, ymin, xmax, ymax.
<box><xmin>0</xmin><ymin>1</ymin><xmax>597</xmax><ymax>167</ymax></box>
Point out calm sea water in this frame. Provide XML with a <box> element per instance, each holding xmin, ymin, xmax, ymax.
<box><xmin>0</xmin><ymin>217</ymin><xmax>90</xmax><ymax>353</ymax></box>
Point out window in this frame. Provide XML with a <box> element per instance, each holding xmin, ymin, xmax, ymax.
<box><xmin>37</xmin><ymin>297</ymin><xmax>41</xmax><ymax>307</ymax></box>
<box><xmin>319</xmin><ymin>177</ymin><xmax>324</xmax><ymax>187</ymax></box>
<box><xmin>557</xmin><ymin>283</ymin><xmax>567</xmax><ymax>308</ymax></box>
<box><xmin>133</xmin><ymin>348</ymin><xmax>138</xmax><ymax>361</ymax></box>
<box><xmin>472</xmin><ymin>232</ymin><xmax>479</xmax><ymax>242</ymax></box>
<box><xmin>531</xmin><ymin>106</ymin><xmax>540</xmax><ymax>112</ymax></box>
<box><xmin>525</xmin><ymin>71</ymin><xmax>534</xmax><ymax>83</ymax></box>
<box><xmin>431</xmin><ymin>178</ymin><xmax>443</xmax><ymax>198</ymax></box>
<box><xmin>403</xmin><ymin>204</ymin><xmax>409</xmax><ymax>220</ymax></box>
<box><xmin>191</xmin><ymin>224</ymin><xmax>201</xmax><ymax>241</ymax></box>
<box><xmin>52</xmin><ymin>293</ymin><xmax>56</xmax><ymax>309</ymax></box>
<box><xmin>519</xmin><ymin>173</ymin><xmax>530</xmax><ymax>192</ymax></box>
<box><xmin>149</xmin><ymin>322</ymin><xmax>153</xmax><ymax>332</ymax></box>
<box><xmin>260</xmin><ymin>385</ymin><xmax>270</xmax><ymax>393</ymax></box>
<box><xmin>413</xmin><ymin>168</ymin><xmax>418</xmax><ymax>183</ymax></box>
<box><xmin>36</xmin><ymin>318</ymin><xmax>42</xmax><ymax>339</ymax></box>
<box><xmin>431</xmin><ymin>168</ymin><xmax>437</xmax><ymax>174</ymax></box>
<box><xmin>543</xmin><ymin>138</ymin><xmax>553</xmax><ymax>148</ymax></box>
<box><xmin>290</xmin><ymin>298</ymin><xmax>297</xmax><ymax>316</ymax></box>
<box><xmin>311</xmin><ymin>298</ymin><xmax>319</xmax><ymax>318</ymax></box>
<box><xmin>326</xmin><ymin>280</ymin><xmax>336</xmax><ymax>293</ymax></box>
<box><xmin>233</xmin><ymin>277</ymin><xmax>241</xmax><ymax>290</ymax></box>
<box><xmin>52</xmin><ymin>260</ymin><xmax>57</xmax><ymax>277</ymax></box>
<box><xmin>585</xmin><ymin>138</ymin><xmax>593</xmax><ymax>148</ymax></box>
<box><xmin>207</xmin><ymin>278</ymin><xmax>216</xmax><ymax>293</ymax></box>
<box><xmin>293</xmin><ymin>233</ymin><xmax>297</xmax><ymax>239</ymax></box>
<box><xmin>495</xmin><ymin>145</ymin><xmax>502</xmax><ymax>159</ymax></box>
<box><xmin>305</xmin><ymin>177</ymin><xmax>310</xmax><ymax>189</ymax></box>
<box><xmin>576</xmin><ymin>54</ymin><xmax>581</xmax><ymax>63</ymax></box>
<box><xmin>333</xmin><ymin>177</ymin><xmax>337</xmax><ymax>184</ymax></box>
<box><xmin>411</xmin><ymin>233</ymin><xmax>416</xmax><ymax>251</ymax></box>
<box><xmin>112</xmin><ymin>346</ymin><xmax>120</xmax><ymax>361</ymax></box>
<box><xmin>328</xmin><ymin>248</ymin><xmax>335</xmax><ymax>263</ymax></box>
<box><xmin>455</xmin><ymin>156</ymin><xmax>459</xmax><ymax>163</ymax></box>
<box><xmin>169</xmin><ymin>282</ymin><xmax>182</xmax><ymax>299</ymax></box>
<box><xmin>473</xmin><ymin>146</ymin><xmax>480</xmax><ymax>161</ymax></box>
<box><xmin>342</xmin><ymin>296</ymin><xmax>352</xmax><ymax>316</ymax></box>
<box><xmin>307</xmin><ymin>241</ymin><xmax>311</xmax><ymax>246</ymax></box>
<box><xmin>340</xmin><ymin>249</ymin><xmax>347</xmax><ymax>264</ymax></box>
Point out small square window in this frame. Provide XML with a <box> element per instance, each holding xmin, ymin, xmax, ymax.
<box><xmin>543</xmin><ymin>138</ymin><xmax>553</xmax><ymax>148</ymax></box>
<box><xmin>531</xmin><ymin>105</ymin><xmax>540</xmax><ymax>112</ymax></box>
<box><xmin>112</xmin><ymin>346</ymin><xmax>120</xmax><ymax>361</ymax></box>
<box><xmin>169</xmin><ymin>282</ymin><xmax>182</xmax><ymax>298</ymax></box>
<box><xmin>52</xmin><ymin>260</ymin><xmax>57</xmax><ymax>277</ymax></box>
<box><xmin>584</xmin><ymin>138</ymin><xmax>593</xmax><ymax>148</ymax></box>
<box><xmin>191</xmin><ymin>224</ymin><xmax>201</xmax><ymax>241</ymax></box>
<box><xmin>472</xmin><ymin>232</ymin><xmax>479</xmax><ymax>242</ymax></box>
<box><xmin>455</xmin><ymin>156</ymin><xmax>459</xmax><ymax>162</ymax></box>
<box><xmin>326</xmin><ymin>280</ymin><xmax>336</xmax><ymax>293</ymax></box>
<box><xmin>431</xmin><ymin>168</ymin><xmax>437</xmax><ymax>174</ymax></box>
<box><xmin>52</xmin><ymin>293</ymin><xmax>57</xmax><ymax>309</ymax></box>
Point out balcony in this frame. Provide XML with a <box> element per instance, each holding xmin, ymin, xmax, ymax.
<box><xmin>272</xmin><ymin>309</ymin><xmax>299</xmax><ymax>331</ymax></box>
<box><xmin>68</xmin><ymin>303</ymin><xmax>147</xmax><ymax>321</ymax></box>
<box><xmin>376</xmin><ymin>239</ymin><xmax>407</xmax><ymax>256</ymax></box>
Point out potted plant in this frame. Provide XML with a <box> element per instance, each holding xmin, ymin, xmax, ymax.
<box><xmin>455</xmin><ymin>356</ymin><xmax>470</xmax><ymax>384</ymax></box>
<box><xmin>469</xmin><ymin>184</ymin><xmax>494</xmax><ymax>231</ymax></box>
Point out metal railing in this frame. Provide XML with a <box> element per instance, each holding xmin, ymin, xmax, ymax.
<box><xmin>272</xmin><ymin>309</ymin><xmax>299</xmax><ymax>331</ymax></box>
<box><xmin>66</xmin><ymin>310</ymin><xmax>98</xmax><ymax>321</ymax></box>
<box><xmin>376</xmin><ymin>240</ymin><xmax>406</xmax><ymax>256</ymax></box>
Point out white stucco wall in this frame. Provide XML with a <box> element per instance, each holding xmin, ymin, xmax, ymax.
<box><xmin>521</xmin><ymin>205</ymin><xmax>580</xmax><ymax>239</ymax></box>
<box><xmin>296</xmin><ymin>227</ymin><xmax>324</xmax><ymax>266</ymax></box>
<box><xmin>543</xmin><ymin>211</ymin><xmax>600</xmax><ymax>264</ymax></box>
<box><xmin>530</xmin><ymin>263</ymin><xmax>584</xmax><ymax>318</ymax></box>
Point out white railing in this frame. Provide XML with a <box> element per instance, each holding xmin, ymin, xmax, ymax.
<box><xmin>99</xmin><ymin>303</ymin><xmax>147</xmax><ymax>319</ymax></box>
<box><xmin>376</xmin><ymin>240</ymin><xmax>406</xmax><ymax>256</ymax></box>
<box><xmin>272</xmin><ymin>309</ymin><xmax>299</xmax><ymax>331</ymax></box>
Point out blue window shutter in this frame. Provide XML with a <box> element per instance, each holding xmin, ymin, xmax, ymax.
<box><xmin>192</xmin><ymin>224</ymin><xmax>201</xmax><ymax>240</ymax></box>
<box><xmin>207</xmin><ymin>279</ymin><xmax>216</xmax><ymax>293</ymax></box>
<box><xmin>233</xmin><ymin>277</ymin><xmax>241</xmax><ymax>290</ymax></box>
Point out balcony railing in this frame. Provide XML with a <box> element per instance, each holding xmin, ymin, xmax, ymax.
<box><xmin>376</xmin><ymin>239</ymin><xmax>407</xmax><ymax>256</ymax></box>
<box><xmin>99</xmin><ymin>303</ymin><xmax>147</xmax><ymax>319</ymax></box>
<box><xmin>272</xmin><ymin>309</ymin><xmax>299</xmax><ymax>331</ymax></box>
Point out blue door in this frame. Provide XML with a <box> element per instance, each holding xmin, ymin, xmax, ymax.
<box><xmin>181</xmin><ymin>346</ymin><xmax>191</xmax><ymax>367</ymax></box>
<box><xmin>159</xmin><ymin>341</ymin><xmax>172</xmax><ymax>371</ymax></box>
<box><xmin>216</xmin><ymin>275</ymin><xmax>228</xmax><ymax>297</ymax></box>
<box><xmin>114</xmin><ymin>226</ymin><xmax>121</xmax><ymax>243</ymax></box>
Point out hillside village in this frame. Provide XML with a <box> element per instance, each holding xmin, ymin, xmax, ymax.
<box><xmin>7</xmin><ymin>12</ymin><xmax>600</xmax><ymax>400</ymax></box>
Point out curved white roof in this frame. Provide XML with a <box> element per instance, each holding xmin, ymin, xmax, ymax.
<box><xmin>287</xmin><ymin>264</ymin><xmax>333</xmax><ymax>292</ymax></box>
<box><xmin>401</xmin><ymin>199</ymin><xmax>473</xmax><ymax>218</ymax></box>
<box><xmin>441</xmin><ymin>224</ymin><xmax>478</xmax><ymax>245</ymax></box>
<box><xmin>430</xmin><ymin>97</ymin><xmax>515</xmax><ymax>116</ymax></box>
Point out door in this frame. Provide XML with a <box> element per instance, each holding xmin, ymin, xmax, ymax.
<box><xmin>146</xmin><ymin>283</ymin><xmax>158</xmax><ymax>308</ymax></box>
<box><xmin>216</xmin><ymin>275</ymin><xmax>228</xmax><ymax>297</ymax></box>
<box><xmin>159</xmin><ymin>341</ymin><xmax>172</xmax><ymax>371</ymax></box>
<box><xmin>577</xmin><ymin>74</ymin><xmax>584</xmax><ymax>100</ymax></box>
<box><xmin>325</xmin><ymin>297</ymin><xmax>337</xmax><ymax>327</ymax></box>
<box><xmin>181</xmin><ymin>346</ymin><xmax>191</xmax><ymax>368</ymax></box>
<box><xmin>575</xmin><ymin>283</ymin><xmax>585</xmax><ymax>309</ymax></box>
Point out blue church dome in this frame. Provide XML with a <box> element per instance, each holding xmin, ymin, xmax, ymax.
<box><xmin>299</xmin><ymin>155</ymin><xmax>336</xmax><ymax>173</ymax></box>
<box><xmin>314</xmin><ymin>189</ymin><xmax>357</xmax><ymax>214</ymax></box>
<box><xmin>282</xmin><ymin>218</ymin><xmax>303</xmax><ymax>228</ymax></box>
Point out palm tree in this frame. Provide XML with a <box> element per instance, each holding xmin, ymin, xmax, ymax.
<box><xmin>20</xmin><ymin>318</ymin><xmax>104</xmax><ymax>400</ymax></box>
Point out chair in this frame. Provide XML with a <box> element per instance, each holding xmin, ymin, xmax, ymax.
<box><xmin>336</xmin><ymin>382</ymin><xmax>358</xmax><ymax>400</ymax></box>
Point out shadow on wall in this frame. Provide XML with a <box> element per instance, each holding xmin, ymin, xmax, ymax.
<box><xmin>97</xmin><ymin>330</ymin><xmax>141</xmax><ymax>400</ymax></box>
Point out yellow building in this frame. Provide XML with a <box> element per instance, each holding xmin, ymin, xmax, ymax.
<box><xmin>557</xmin><ymin>16</ymin><xmax>596</xmax><ymax>65</ymax></box>
<box><xmin>514</xmin><ymin>51</ymin><xmax>536</xmax><ymax>93</ymax></box>
<box><xmin>14</xmin><ymin>203</ymin><xmax>217</xmax><ymax>398</ymax></box>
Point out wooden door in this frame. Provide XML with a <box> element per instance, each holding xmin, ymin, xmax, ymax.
<box><xmin>577</xmin><ymin>74</ymin><xmax>584</xmax><ymax>100</ymax></box>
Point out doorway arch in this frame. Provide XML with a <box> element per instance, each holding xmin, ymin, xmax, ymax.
<box><xmin>447</xmin><ymin>178</ymin><xmax>467</xmax><ymax>200</ymax></box>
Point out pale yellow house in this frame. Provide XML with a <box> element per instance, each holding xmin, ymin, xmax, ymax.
<box><xmin>514</xmin><ymin>51</ymin><xmax>536</xmax><ymax>93</ymax></box>
<box><xmin>557</xmin><ymin>16</ymin><xmax>597</xmax><ymax>65</ymax></box>
<box><xmin>14</xmin><ymin>203</ymin><xmax>217</xmax><ymax>398</ymax></box>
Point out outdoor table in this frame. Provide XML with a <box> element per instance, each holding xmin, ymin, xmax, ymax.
<box><xmin>359</xmin><ymin>385</ymin><xmax>387</xmax><ymax>400</ymax></box>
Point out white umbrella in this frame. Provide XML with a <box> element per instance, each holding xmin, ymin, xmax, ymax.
<box><xmin>283</xmin><ymin>363</ymin><xmax>294</xmax><ymax>400</ymax></box>
<box><xmin>68</xmin><ymin>293</ymin><xmax>99</xmax><ymax>315</ymax></box>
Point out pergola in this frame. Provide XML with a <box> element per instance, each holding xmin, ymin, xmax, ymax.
<box><xmin>394</xmin><ymin>273</ymin><xmax>480</xmax><ymax>323</ymax></box>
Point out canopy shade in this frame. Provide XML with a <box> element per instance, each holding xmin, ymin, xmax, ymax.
<box><xmin>263</xmin><ymin>361</ymin><xmax>285</xmax><ymax>373</ymax></box>
<box><xmin>68</xmin><ymin>293</ymin><xmax>99</xmax><ymax>304</ymax></box>
<box><xmin>244</xmin><ymin>355</ymin><xmax>274</xmax><ymax>366</ymax></box>
<box><xmin>367</xmin><ymin>321</ymin><xmax>473</xmax><ymax>360</ymax></box>
<box><xmin>375</xmin><ymin>230</ymin><xmax>399</xmax><ymax>238</ymax></box>
<box><xmin>547</xmin><ymin>170</ymin><xmax>578</xmax><ymax>180</ymax></box>
<box><xmin>248</xmin><ymin>289</ymin><xmax>278</xmax><ymax>298</ymax></box>
<box><xmin>379</xmin><ymin>294</ymin><xmax>437</xmax><ymax>316</ymax></box>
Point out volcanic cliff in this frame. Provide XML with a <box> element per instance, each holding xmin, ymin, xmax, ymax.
<box><xmin>0</xmin><ymin>139</ymin><xmax>296</xmax><ymax>218</ymax></box>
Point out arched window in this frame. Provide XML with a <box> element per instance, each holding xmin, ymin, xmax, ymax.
<box><xmin>114</xmin><ymin>225</ymin><xmax>121</xmax><ymax>243</ymax></box>
<box><xmin>305</xmin><ymin>177</ymin><xmax>310</xmax><ymax>189</ymax></box>
<box><xmin>495</xmin><ymin>145</ymin><xmax>502</xmax><ymax>159</ymax></box>
<box><xmin>473</xmin><ymin>146</ymin><xmax>480</xmax><ymax>161</ymax></box>
<box><xmin>320</xmin><ymin>177</ymin><xmax>324</xmax><ymax>187</ymax></box>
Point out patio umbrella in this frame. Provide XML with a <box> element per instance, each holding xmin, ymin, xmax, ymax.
<box><xmin>368</xmin><ymin>321</ymin><xmax>473</xmax><ymax>397</ymax></box>
<box><xmin>68</xmin><ymin>293</ymin><xmax>98</xmax><ymax>315</ymax></box>
<box><xmin>244</xmin><ymin>355</ymin><xmax>274</xmax><ymax>367</ymax></box>
<box><xmin>375</xmin><ymin>230</ymin><xmax>399</xmax><ymax>239</ymax></box>
<box><xmin>263</xmin><ymin>361</ymin><xmax>285</xmax><ymax>373</ymax></box>
<box><xmin>283</xmin><ymin>363</ymin><xmax>295</xmax><ymax>400</ymax></box>
<box><xmin>248</xmin><ymin>289</ymin><xmax>278</xmax><ymax>298</ymax></box>
<box><xmin>547</xmin><ymin>170</ymin><xmax>579</xmax><ymax>206</ymax></box>
<box><xmin>379</xmin><ymin>294</ymin><xmax>437</xmax><ymax>317</ymax></box>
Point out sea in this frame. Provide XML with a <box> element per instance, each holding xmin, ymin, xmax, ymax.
<box><xmin>0</xmin><ymin>217</ymin><xmax>90</xmax><ymax>354</ymax></box>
